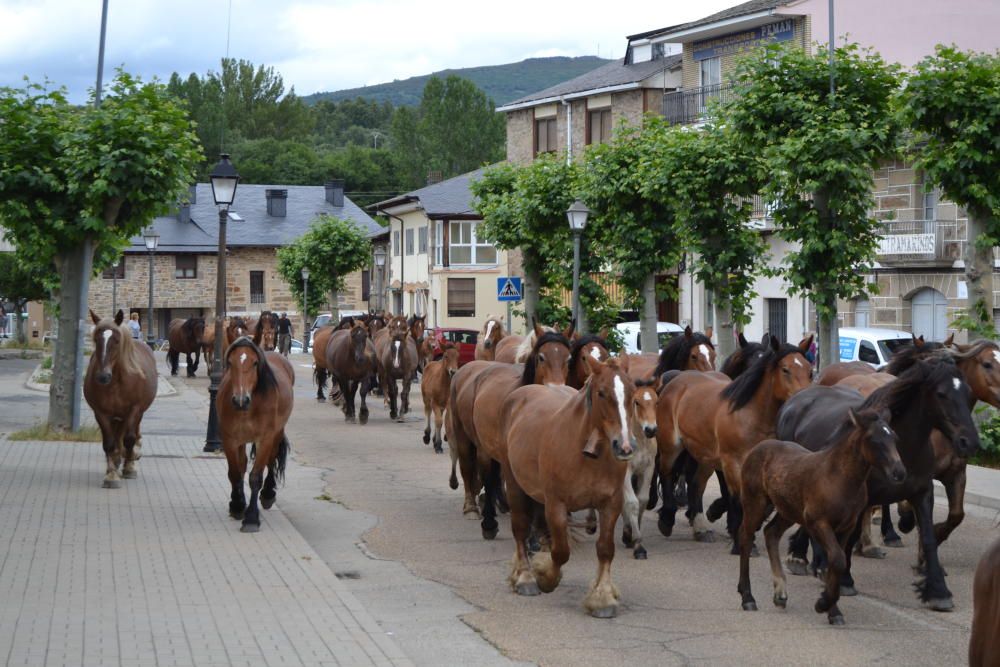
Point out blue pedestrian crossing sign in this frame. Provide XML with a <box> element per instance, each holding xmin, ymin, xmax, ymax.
<box><xmin>497</xmin><ymin>277</ymin><xmax>522</xmax><ymax>302</ymax></box>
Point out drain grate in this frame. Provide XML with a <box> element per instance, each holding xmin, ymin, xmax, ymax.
<box><xmin>334</xmin><ymin>571</ymin><xmax>361</xmax><ymax>580</ymax></box>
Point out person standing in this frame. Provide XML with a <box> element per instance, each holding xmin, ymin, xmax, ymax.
<box><xmin>277</xmin><ymin>312</ymin><xmax>293</xmax><ymax>356</ymax></box>
<box><xmin>0</xmin><ymin>306</ymin><xmax>8</xmax><ymax>339</ymax></box>
<box><xmin>128</xmin><ymin>312</ymin><xmax>142</xmax><ymax>340</ymax></box>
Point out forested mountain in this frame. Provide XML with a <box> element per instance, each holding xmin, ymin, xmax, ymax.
<box><xmin>302</xmin><ymin>56</ymin><xmax>612</xmax><ymax>107</ymax></box>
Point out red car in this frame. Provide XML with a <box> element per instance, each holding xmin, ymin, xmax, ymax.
<box><xmin>431</xmin><ymin>328</ymin><xmax>479</xmax><ymax>366</ymax></box>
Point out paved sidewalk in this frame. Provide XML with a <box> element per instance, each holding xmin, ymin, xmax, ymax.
<box><xmin>0</xmin><ymin>435</ymin><xmax>411</xmax><ymax>667</ymax></box>
<box><xmin>946</xmin><ymin>462</ymin><xmax>1000</xmax><ymax>512</ymax></box>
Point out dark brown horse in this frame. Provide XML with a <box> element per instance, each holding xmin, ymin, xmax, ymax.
<box><xmin>738</xmin><ymin>408</ymin><xmax>903</xmax><ymax>625</ymax></box>
<box><xmin>423</xmin><ymin>343</ymin><xmax>459</xmax><ymax>453</ymax></box>
<box><xmin>971</xmin><ymin>534</ymin><xmax>1000</xmax><ymax>666</ymax></box>
<box><xmin>167</xmin><ymin>317</ymin><xmax>206</xmax><ymax>377</ymax></box>
<box><xmin>720</xmin><ymin>332</ymin><xmax>769</xmax><ymax>379</ymax></box>
<box><xmin>218</xmin><ymin>337</ymin><xmax>294</xmax><ymax>533</ymax></box>
<box><xmin>324</xmin><ymin>321</ymin><xmax>377</xmax><ymax>424</ymax></box>
<box><xmin>253</xmin><ymin>311</ymin><xmax>279</xmax><ymax>351</ymax></box>
<box><xmin>374</xmin><ymin>314</ymin><xmax>418</xmax><ymax>421</ymax></box>
<box><xmin>84</xmin><ymin>309</ymin><xmax>158</xmax><ymax>488</ymax></box>
<box><xmin>502</xmin><ymin>356</ymin><xmax>637</xmax><ymax>617</ymax></box>
<box><xmin>475</xmin><ymin>316</ymin><xmax>507</xmax><ymax>361</ymax></box>
<box><xmin>627</xmin><ymin>326</ymin><xmax>715</xmax><ymax>382</ymax></box>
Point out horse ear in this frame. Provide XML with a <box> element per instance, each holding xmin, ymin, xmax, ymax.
<box><xmin>847</xmin><ymin>408</ymin><xmax>860</xmax><ymax>428</ymax></box>
<box><xmin>617</xmin><ymin>351</ymin><xmax>631</xmax><ymax>372</ymax></box>
<box><xmin>738</xmin><ymin>332</ymin><xmax>749</xmax><ymax>348</ymax></box>
<box><xmin>684</xmin><ymin>325</ymin><xmax>693</xmax><ymax>339</ymax></box>
<box><xmin>584</xmin><ymin>352</ymin><xmax>603</xmax><ymax>377</ymax></box>
<box><xmin>769</xmin><ymin>334</ymin><xmax>780</xmax><ymax>353</ymax></box>
<box><xmin>943</xmin><ymin>332</ymin><xmax>954</xmax><ymax>347</ymax></box>
<box><xmin>563</xmin><ymin>319</ymin><xmax>576</xmax><ymax>340</ymax></box>
<box><xmin>799</xmin><ymin>334</ymin><xmax>814</xmax><ymax>352</ymax></box>
<box><xmin>114</xmin><ymin>310</ymin><xmax>124</xmax><ymax>325</ymax></box>
<box><xmin>761</xmin><ymin>332</ymin><xmax>770</xmax><ymax>345</ymax></box>
<box><xmin>89</xmin><ymin>309</ymin><xmax>100</xmax><ymax>325</ymax></box>
<box><xmin>533</xmin><ymin>319</ymin><xmax>545</xmax><ymax>338</ymax></box>
<box><xmin>704</xmin><ymin>326</ymin><xmax>713</xmax><ymax>341</ymax></box>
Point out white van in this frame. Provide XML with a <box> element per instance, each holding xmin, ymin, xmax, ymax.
<box><xmin>616</xmin><ymin>321</ymin><xmax>685</xmax><ymax>355</ymax></box>
<box><xmin>838</xmin><ymin>327</ymin><xmax>913</xmax><ymax>368</ymax></box>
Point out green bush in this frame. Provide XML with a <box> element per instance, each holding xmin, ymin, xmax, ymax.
<box><xmin>974</xmin><ymin>411</ymin><xmax>1000</xmax><ymax>468</ymax></box>
<box><xmin>41</xmin><ymin>355</ymin><xmax>52</xmax><ymax>369</ymax></box>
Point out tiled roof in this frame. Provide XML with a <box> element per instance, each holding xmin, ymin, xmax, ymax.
<box><xmin>125</xmin><ymin>184</ymin><xmax>383</xmax><ymax>254</ymax></box>
<box><xmin>499</xmin><ymin>55</ymin><xmax>682</xmax><ymax>108</ymax></box>
<box><xmin>639</xmin><ymin>0</ymin><xmax>787</xmax><ymax>41</ymax></box>
<box><xmin>370</xmin><ymin>168</ymin><xmax>489</xmax><ymax>219</ymax></box>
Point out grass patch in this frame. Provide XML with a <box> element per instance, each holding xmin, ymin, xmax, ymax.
<box><xmin>41</xmin><ymin>356</ymin><xmax>52</xmax><ymax>369</ymax></box>
<box><xmin>9</xmin><ymin>422</ymin><xmax>102</xmax><ymax>442</ymax></box>
<box><xmin>971</xmin><ymin>451</ymin><xmax>1000</xmax><ymax>470</ymax></box>
<box><xmin>315</xmin><ymin>493</ymin><xmax>334</xmax><ymax>502</ymax></box>
<box><xmin>33</xmin><ymin>370</ymin><xmax>51</xmax><ymax>384</ymax></box>
<box><xmin>1</xmin><ymin>339</ymin><xmax>47</xmax><ymax>350</ymax></box>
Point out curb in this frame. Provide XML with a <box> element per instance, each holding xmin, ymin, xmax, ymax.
<box><xmin>0</xmin><ymin>349</ymin><xmax>44</xmax><ymax>360</ymax></box>
<box><xmin>24</xmin><ymin>365</ymin><xmax>177</xmax><ymax>397</ymax></box>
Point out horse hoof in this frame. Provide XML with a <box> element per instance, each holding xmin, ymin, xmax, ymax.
<box><xmin>694</xmin><ymin>530</ymin><xmax>716</xmax><ymax>543</ymax></box>
<box><xmin>925</xmin><ymin>597</ymin><xmax>955</xmax><ymax>612</ymax></box>
<box><xmin>422</xmin><ymin>433</ymin><xmax>430</xmax><ymax>444</ymax></box>
<box><xmin>773</xmin><ymin>594</ymin><xmax>787</xmax><ymax>609</ymax></box>
<box><xmin>515</xmin><ymin>582</ymin><xmax>540</xmax><ymax>596</ymax></box>
<box><xmin>786</xmin><ymin>557</ymin><xmax>810</xmax><ymax>577</ymax></box>
<box><xmin>622</xmin><ymin>534</ymin><xmax>635</xmax><ymax>548</ymax></box>
<box><xmin>103</xmin><ymin>478</ymin><xmax>122</xmax><ymax>489</ymax></box>
<box><xmin>633</xmin><ymin>547</ymin><xmax>647</xmax><ymax>560</ymax></box>
<box><xmin>261</xmin><ymin>495</ymin><xmax>275</xmax><ymax>510</ymax></box>
<box><xmin>481</xmin><ymin>525</ymin><xmax>499</xmax><ymax>540</ymax></box>
<box><xmin>449</xmin><ymin>476</ymin><xmax>458</xmax><ymax>490</ymax></box>
<box><xmin>742</xmin><ymin>600</ymin><xmax>758</xmax><ymax>611</ymax></box>
<box><xmin>317</xmin><ymin>397</ymin><xmax>326</xmax><ymax>403</ymax></box>
<box><xmin>590</xmin><ymin>606</ymin><xmax>617</xmax><ymax>619</ymax></box>
<box><xmin>883</xmin><ymin>537</ymin><xmax>904</xmax><ymax>548</ymax></box>
<box><xmin>359</xmin><ymin>412</ymin><xmax>369</xmax><ymax>425</ymax></box>
<box><xmin>122</xmin><ymin>469</ymin><xmax>137</xmax><ymax>479</ymax></box>
<box><xmin>859</xmin><ymin>546</ymin><xmax>887</xmax><ymax>559</ymax></box>
<box><xmin>433</xmin><ymin>445</ymin><xmax>443</xmax><ymax>454</ymax></box>
<box><xmin>240</xmin><ymin>522</ymin><xmax>260</xmax><ymax>533</ymax></box>
<box><xmin>585</xmin><ymin>524</ymin><xmax>597</xmax><ymax>536</ymax></box>
<box><xmin>840</xmin><ymin>585</ymin><xmax>858</xmax><ymax>597</ymax></box>
<box><xmin>230</xmin><ymin>509</ymin><xmax>245</xmax><ymax>520</ymax></box>
<box><xmin>657</xmin><ymin>517</ymin><xmax>674</xmax><ymax>537</ymax></box>
<box><xmin>829</xmin><ymin>614</ymin><xmax>846</xmax><ymax>626</ymax></box>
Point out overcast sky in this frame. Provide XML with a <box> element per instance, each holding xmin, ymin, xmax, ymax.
<box><xmin>0</xmin><ymin>0</ymin><xmax>736</xmax><ymax>102</ymax></box>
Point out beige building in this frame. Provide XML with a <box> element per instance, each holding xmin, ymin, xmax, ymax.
<box><xmin>86</xmin><ymin>181</ymin><xmax>381</xmax><ymax>341</ymax></box>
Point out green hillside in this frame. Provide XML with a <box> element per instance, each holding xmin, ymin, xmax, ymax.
<box><xmin>302</xmin><ymin>56</ymin><xmax>613</xmax><ymax>107</ymax></box>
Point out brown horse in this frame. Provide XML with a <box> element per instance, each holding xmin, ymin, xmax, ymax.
<box><xmin>654</xmin><ymin>334</ymin><xmax>813</xmax><ymax>545</ymax></box>
<box><xmin>325</xmin><ymin>321</ymin><xmax>377</xmax><ymax>424</ymax></box>
<box><xmin>422</xmin><ymin>343</ymin><xmax>460</xmax><ymax>453</ymax></box>
<box><xmin>738</xmin><ymin>408</ymin><xmax>904</xmax><ymax>625</ymax></box>
<box><xmin>971</xmin><ymin>535</ymin><xmax>1000</xmax><ymax>666</ymax></box>
<box><xmin>218</xmin><ymin>337</ymin><xmax>294</xmax><ymax>533</ymax></box>
<box><xmin>447</xmin><ymin>322</ymin><xmax>573</xmax><ymax>537</ymax></box>
<box><xmin>253</xmin><ymin>311</ymin><xmax>279</xmax><ymax>351</ymax></box>
<box><xmin>621</xmin><ymin>379</ymin><xmax>659</xmax><ymax>559</ymax></box>
<box><xmin>493</xmin><ymin>320</ymin><xmax>565</xmax><ymax>364</ymax></box>
<box><xmin>311</xmin><ymin>325</ymin><xmax>337</xmax><ymax>401</ymax></box>
<box><xmin>475</xmin><ymin>316</ymin><xmax>507</xmax><ymax>361</ymax></box>
<box><xmin>167</xmin><ymin>317</ymin><xmax>206</xmax><ymax>377</ymax></box>
<box><xmin>503</xmin><ymin>356</ymin><xmax>637</xmax><ymax>617</ymax></box>
<box><xmin>374</xmin><ymin>314</ymin><xmax>418</xmax><ymax>421</ymax></box>
<box><xmin>202</xmin><ymin>315</ymin><xmax>250</xmax><ymax>370</ymax></box>
<box><xmin>627</xmin><ymin>326</ymin><xmax>715</xmax><ymax>383</ymax></box>
<box><xmin>84</xmin><ymin>309</ymin><xmax>158</xmax><ymax>488</ymax></box>
<box><xmin>568</xmin><ymin>331</ymin><xmax>610</xmax><ymax>389</ymax></box>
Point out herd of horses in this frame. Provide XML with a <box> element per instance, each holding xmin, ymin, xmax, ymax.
<box><xmin>79</xmin><ymin>306</ymin><xmax>999</xmax><ymax>659</ymax></box>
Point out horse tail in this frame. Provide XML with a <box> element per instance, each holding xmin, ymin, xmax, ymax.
<box><xmin>274</xmin><ymin>434</ymin><xmax>290</xmax><ymax>485</ymax></box>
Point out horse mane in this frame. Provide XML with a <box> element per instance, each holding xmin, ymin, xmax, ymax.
<box><xmin>655</xmin><ymin>331</ymin><xmax>713</xmax><ymax>377</ymax></box>
<box><xmin>863</xmin><ymin>356</ymin><xmax>957</xmax><ymax>418</ymax></box>
<box><xmin>635</xmin><ymin>378</ymin><xmax>657</xmax><ymax>388</ymax></box>
<box><xmin>335</xmin><ymin>316</ymin><xmax>355</xmax><ymax>331</ymax></box>
<box><xmin>520</xmin><ymin>331</ymin><xmax>571</xmax><ymax>386</ymax></box>
<box><xmin>721</xmin><ymin>341</ymin><xmax>804</xmax><ymax>411</ymax></box>
<box><xmin>99</xmin><ymin>319</ymin><xmax>147</xmax><ymax>380</ymax></box>
<box><xmin>568</xmin><ymin>333</ymin><xmax>609</xmax><ymax>383</ymax></box>
<box><xmin>182</xmin><ymin>317</ymin><xmax>204</xmax><ymax>340</ymax></box>
<box><xmin>515</xmin><ymin>325</ymin><xmax>554</xmax><ymax>363</ymax></box>
<box><xmin>227</xmin><ymin>337</ymin><xmax>278</xmax><ymax>396</ymax></box>
<box><xmin>950</xmin><ymin>339</ymin><xmax>1000</xmax><ymax>361</ymax></box>
<box><xmin>885</xmin><ymin>342</ymin><xmax>947</xmax><ymax>376</ymax></box>
<box><xmin>253</xmin><ymin>312</ymin><xmax>275</xmax><ymax>337</ymax></box>
<box><xmin>720</xmin><ymin>342</ymin><xmax>766</xmax><ymax>379</ymax></box>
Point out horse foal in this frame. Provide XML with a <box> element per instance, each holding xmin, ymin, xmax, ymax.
<box><xmin>621</xmin><ymin>380</ymin><xmax>658</xmax><ymax>559</ymax></box>
<box><xmin>422</xmin><ymin>344</ymin><xmax>459</xmax><ymax>453</ymax></box>
<box><xmin>737</xmin><ymin>408</ymin><xmax>904</xmax><ymax>625</ymax></box>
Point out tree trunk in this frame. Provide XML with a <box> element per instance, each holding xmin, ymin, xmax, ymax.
<box><xmin>49</xmin><ymin>241</ymin><xmax>94</xmax><ymax>432</ymax></box>
<box><xmin>14</xmin><ymin>301</ymin><xmax>26</xmax><ymax>344</ymax></box>
<box><xmin>817</xmin><ymin>293</ymin><xmax>839</xmax><ymax>372</ymax></box>
<box><xmin>639</xmin><ymin>273</ymin><xmax>659</xmax><ymax>354</ymax></box>
<box><xmin>523</xmin><ymin>265</ymin><xmax>541</xmax><ymax>332</ymax></box>
<box><xmin>964</xmin><ymin>211</ymin><xmax>992</xmax><ymax>342</ymax></box>
<box><xmin>715</xmin><ymin>296</ymin><xmax>737</xmax><ymax>363</ymax></box>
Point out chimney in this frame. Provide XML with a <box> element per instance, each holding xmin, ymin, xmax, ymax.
<box><xmin>188</xmin><ymin>184</ymin><xmax>197</xmax><ymax>205</ymax></box>
<box><xmin>177</xmin><ymin>202</ymin><xmax>191</xmax><ymax>224</ymax></box>
<box><xmin>266</xmin><ymin>189</ymin><xmax>288</xmax><ymax>217</ymax></box>
<box><xmin>426</xmin><ymin>171</ymin><xmax>443</xmax><ymax>186</ymax></box>
<box><xmin>325</xmin><ymin>179</ymin><xmax>345</xmax><ymax>207</ymax></box>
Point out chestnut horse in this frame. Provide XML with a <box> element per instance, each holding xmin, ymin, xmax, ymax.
<box><xmin>737</xmin><ymin>408</ymin><xmax>903</xmax><ymax>625</ymax></box>
<box><xmin>475</xmin><ymin>316</ymin><xmax>506</xmax><ymax>361</ymax></box>
<box><xmin>568</xmin><ymin>331</ymin><xmax>610</xmax><ymax>389</ymax></box>
<box><xmin>84</xmin><ymin>309</ymin><xmax>157</xmax><ymax>488</ymax></box>
<box><xmin>218</xmin><ymin>337</ymin><xmax>294</xmax><ymax>533</ymax></box>
<box><xmin>502</xmin><ymin>356</ymin><xmax>636</xmax><ymax>618</ymax></box>
<box><xmin>971</xmin><ymin>535</ymin><xmax>1000</xmax><ymax>666</ymax></box>
<box><xmin>312</xmin><ymin>325</ymin><xmax>337</xmax><ymax>401</ymax></box>
<box><xmin>447</xmin><ymin>322</ymin><xmax>573</xmax><ymax>537</ymax></box>
<box><xmin>202</xmin><ymin>315</ymin><xmax>250</xmax><ymax>369</ymax></box>
<box><xmin>422</xmin><ymin>343</ymin><xmax>460</xmax><ymax>453</ymax></box>
<box><xmin>654</xmin><ymin>335</ymin><xmax>813</xmax><ymax>546</ymax></box>
<box><xmin>325</xmin><ymin>321</ymin><xmax>377</xmax><ymax>424</ymax></box>
<box><xmin>493</xmin><ymin>320</ymin><xmax>561</xmax><ymax>364</ymax></box>
<box><xmin>621</xmin><ymin>379</ymin><xmax>659</xmax><ymax>559</ymax></box>
<box><xmin>253</xmin><ymin>311</ymin><xmax>279</xmax><ymax>351</ymax></box>
<box><xmin>627</xmin><ymin>326</ymin><xmax>715</xmax><ymax>383</ymax></box>
<box><xmin>167</xmin><ymin>317</ymin><xmax>206</xmax><ymax>377</ymax></box>
<box><xmin>374</xmin><ymin>314</ymin><xmax>418</xmax><ymax>421</ymax></box>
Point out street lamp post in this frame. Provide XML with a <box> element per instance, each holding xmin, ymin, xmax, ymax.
<box><xmin>111</xmin><ymin>257</ymin><xmax>120</xmax><ymax>315</ymax></box>
<box><xmin>566</xmin><ymin>200</ymin><xmax>590</xmax><ymax>329</ymax></box>
<box><xmin>205</xmin><ymin>154</ymin><xmax>240</xmax><ymax>453</ymax></box>
<box><xmin>301</xmin><ymin>267</ymin><xmax>311</xmax><ymax>353</ymax></box>
<box><xmin>374</xmin><ymin>246</ymin><xmax>386</xmax><ymax>313</ymax></box>
<box><xmin>143</xmin><ymin>228</ymin><xmax>159</xmax><ymax>348</ymax></box>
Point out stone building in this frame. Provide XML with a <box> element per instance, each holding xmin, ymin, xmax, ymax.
<box><xmin>87</xmin><ymin>181</ymin><xmax>382</xmax><ymax>341</ymax></box>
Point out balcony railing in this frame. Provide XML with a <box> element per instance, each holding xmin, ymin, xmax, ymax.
<box><xmin>662</xmin><ymin>83</ymin><xmax>742</xmax><ymax>125</ymax></box>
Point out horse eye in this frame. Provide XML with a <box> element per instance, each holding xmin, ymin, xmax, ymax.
<box><xmin>597</xmin><ymin>390</ymin><xmax>606</xmax><ymax>398</ymax></box>
<box><xmin>985</xmin><ymin>362</ymin><xmax>993</xmax><ymax>370</ymax></box>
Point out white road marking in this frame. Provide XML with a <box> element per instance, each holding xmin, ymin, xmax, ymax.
<box><xmin>699</xmin><ymin>344</ymin><xmax>711</xmax><ymax>366</ymax></box>
<box><xmin>613</xmin><ymin>375</ymin><xmax>630</xmax><ymax>451</ymax></box>
<box><xmin>953</xmin><ymin>378</ymin><xmax>961</xmax><ymax>391</ymax></box>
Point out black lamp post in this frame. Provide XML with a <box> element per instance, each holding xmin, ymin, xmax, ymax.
<box><xmin>143</xmin><ymin>228</ymin><xmax>159</xmax><ymax>347</ymax></box>
<box><xmin>566</xmin><ymin>200</ymin><xmax>590</xmax><ymax>329</ymax></box>
<box><xmin>301</xmin><ymin>267</ymin><xmax>311</xmax><ymax>353</ymax></box>
<box><xmin>111</xmin><ymin>256</ymin><xmax>120</xmax><ymax>315</ymax></box>
<box><xmin>205</xmin><ymin>154</ymin><xmax>240</xmax><ymax>453</ymax></box>
<box><xmin>374</xmin><ymin>246</ymin><xmax>386</xmax><ymax>312</ymax></box>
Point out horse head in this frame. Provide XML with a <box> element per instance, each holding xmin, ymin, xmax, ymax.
<box><xmin>583</xmin><ymin>356</ymin><xmax>637</xmax><ymax>461</ymax></box>
<box><xmin>89</xmin><ymin>309</ymin><xmax>127</xmax><ymax>385</ymax></box>
<box><xmin>183</xmin><ymin>317</ymin><xmax>207</xmax><ymax>345</ymax></box>
<box><xmin>569</xmin><ymin>333</ymin><xmax>610</xmax><ymax>388</ymax></box>
<box><xmin>948</xmin><ymin>339</ymin><xmax>1000</xmax><ymax>409</ymax></box>
<box><xmin>254</xmin><ymin>312</ymin><xmax>278</xmax><ymax>351</ymax></box>
<box><xmin>481</xmin><ymin>316</ymin><xmax>505</xmax><ymax>350</ymax></box>
<box><xmin>440</xmin><ymin>343</ymin><xmax>460</xmax><ymax>378</ymax></box>
<box><xmin>522</xmin><ymin>327</ymin><xmax>572</xmax><ymax>387</ymax></box>
<box><xmin>228</xmin><ymin>316</ymin><xmax>249</xmax><ymax>342</ymax></box>
<box><xmin>848</xmin><ymin>407</ymin><xmax>905</xmax><ymax>483</ymax></box>
<box><xmin>349</xmin><ymin>321</ymin><xmax>369</xmax><ymax>363</ymax></box>
<box><xmin>632</xmin><ymin>379</ymin><xmax>658</xmax><ymax>439</ymax></box>
<box><xmin>771</xmin><ymin>334</ymin><xmax>814</xmax><ymax>402</ymax></box>
<box><xmin>658</xmin><ymin>326</ymin><xmax>716</xmax><ymax>376</ymax></box>
<box><xmin>917</xmin><ymin>358</ymin><xmax>980</xmax><ymax>459</ymax></box>
<box><xmin>408</xmin><ymin>314</ymin><xmax>426</xmax><ymax>340</ymax></box>
<box><xmin>721</xmin><ymin>332</ymin><xmax>768</xmax><ymax>379</ymax></box>
<box><xmin>224</xmin><ymin>338</ymin><xmax>276</xmax><ymax>411</ymax></box>
<box><xmin>388</xmin><ymin>317</ymin><xmax>409</xmax><ymax>370</ymax></box>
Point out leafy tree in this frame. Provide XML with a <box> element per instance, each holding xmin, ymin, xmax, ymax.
<box><xmin>276</xmin><ymin>215</ymin><xmax>371</xmax><ymax>322</ymax></box>
<box><xmin>0</xmin><ymin>72</ymin><xmax>202</xmax><ymax>430</ymax></box>
<box><xmin>902</xmin><ymin>46</ymin><xmax>1000</xmax><ymax>340</ymax></box>
<box><xmin>583</xmin><ymin>118</ymin><xmax>686</xmax><ymax>352</ymax></box>
<box><xmin>0</xmin><ymin>254</ymin><xmax>50</xmax><ymax>343</ymax></box>
<box><xmin>642</xmin><ymin>121</ymin><xmax>768</xmax><ymax>358</ymax></box>
<box><xmin>723</xmin><ymin>43</ymin><xmax>901</xmax><ymax>368</ymax></box>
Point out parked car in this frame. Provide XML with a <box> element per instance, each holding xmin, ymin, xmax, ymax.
<box><xmin>310</xmin><ymin>310</ymin><xmax>367</xmax><ymax>333</ymax></box>
<box><xmin>289</xmin><ymin>338</ymin><xmax>304</xmax><ymax>354</ymax></box>
<box><xmin>615</xmin><ymin>321</ymin><xmax>685</xmax><ymax>355</ymax></box>
<box><xmin>838</xmin><ymin>327</ymin><xmax>913</xmax><ymax>368</ymax></box>
<box><xmin>431</xmin><ymin>328</ymin><xmax>478</xmax><ymax>366</ymax></box>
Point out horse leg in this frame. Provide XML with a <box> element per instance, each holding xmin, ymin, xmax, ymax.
<box><xmin>934</xmin><ymin>464</ymin><xmax>966</xmax><ymax>546</ymax></box>
<box><xmin>241</xmin><ymin>439</ymin><xmax>274</xmax><ymax>533</ymax></box>
<box><xmin>707</xmin><ymin>469</ymin><xmax>731</xmax><ymax>523</ymax></box>
<box><xmin>261</xmin><ymin>465</ymin><xmax>277</xmax><ymax>510</ymax></box>
<box><xmin>837</xmin><ymin>515</ymin><xmax>863</xmax><ymax>597</ymax></box>
<box><xmin>583</xmin><ymin>503</ymin><xmax>622</xmax><ymax>618</ymax></box>
<box><xmin>422</xmin><ymin>400</ymin><xmax>432</xmax><ymax>445</ymax></box>
<box><xmin>185</xmin><ymin>351</ymin><xmax>196</xmax><ymax>377</ymax></box>
<box><xmin>315</xmin><ymin>368</ymin><xmax>327</xmax><ymax>402</ymax></box>
<box><xmin>168</xmin><ymin>349</ymin><xmax>179</xmax><ymax>376</ymax></box>
<box><xmin>881</xmin><ymin>503</ymin><xmax>905</xmax><ymax>547</ymax></box>
<box><xmin>341</xmin><ymin>378</ymin><xmax>355</xmax><ymax>422</ymax></box>
<box><xmin>764</xmin><ymin>513</ymin><xmax>793</xmax><ymax>610</ymax></box>
<box><xmin>224</xmin><ymin>443</ymin><xmax>246</xmax><ymax>519</ymax></box>
<box><xmin>855</xmin><ymin>508</ymin><xmax>887</xmax><ymax>559</ymax></box>
<box><xmin>450</xmin><ymin>426</ymin><xmax>481</xmax><ymax>517</ymax></box>
<box><xmin>621</xmin><ymin>466</ymin><xmax>640</xmax><ymax>552</ymax></box>
<box><xmin>121</xmin><ymin>407</ymin><xmax>143</xmax><ymax>479</ymax></box>
<box><xmin>737</xmin><ymin>495</ymin><xmax>767</xmax><ymax>611</ymax></box>
<box><xmin>506</xmin><ymin>474</ymin><xmax>539</xmax><ymax>596</ymax></box>
<box><xmin>689</xmin><ymin>463</ymin><xmax>716</xmax><ymax>542</ymax></box>
<box><xmin>911</xmin><ymin>489</ymin><xmax>954</xmax><ymax>611</ymax></box>
<box><xmin>656</xmin><ymin>448</ymin><xmax>681</xmax><ymax>537</ymax></box>
<box><xmin>786</xmin><ymin>526</ymin><xmax>812</xmax><ymax>576</ymax></box>
<box><xmin>386</xmin><ymin>378</ymin><xmax>399</xmax><ymax>421</ymax></box>
<box><xmin>401</xmin><ymin>376</ymin><xmax>412</xmax><ymax>416</ymax></box>
<box><xmin>94</xmin><ymin>413</ymin><xmax>123</xmax><ymax>489</ymax></box>
<box><xmin>811</xmin><ymin>522</ymin><xmax>847</xmax><ymax>625</ymax></box>
<box><xmin>432</xmin><ymin>405</ymin><xmax>445</xmax><ymax>454</ymax></box>
<box><xmin>480</xmin><ymin>460</ymin><xmax>501</xmax><ymax>540</ymax></box>
<box><xmin>646</xmin><ymin>460</ymin><xmax>659</xmax><ymax>511</ymax></box>
<box><xmin>191</xmin><ymin>347</ymin><xmax>200</xmax><ymax>375</ymax></box>
<box><xmin>358</xmin><ymin>375</ymin><xmax>371</xmax><ymax>425</ymax></box>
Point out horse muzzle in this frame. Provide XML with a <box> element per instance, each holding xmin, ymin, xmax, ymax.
<box><xmin>953</xmin><ymin>433</ymin><xmax>979</xmax><ymax>459</ymax></box>
<box><xmin>887</xmin><ymin>462</ymin><xmax>907</xmax><ymax>484</ymax></box>
<box><xmin>231</xmin><ymin>394</ymin><xmax>252</xmax><ymax>411</ymax></box>
<box><xmin>484</xmin><ymin>340</ymin><xmax>492</xmax><ymax>349</ymax></box>
<box><xmin>642</xmin><ymin>424</ymin><xmax>657</xmax><ymax>439</ymax></box>
<box><xmin>448</xmin><ymin>368</ymin><xmax>457</xmax><ymax>377</ymax></box>
<box><xmin>611</xmin><ymin>436</ymin><xmax>636</xmax><ymax>461</ymax></box>
<box><xmin>97</xmin><ymin>371</ymin><xmax>112</xmax><ymax>385</ymax></box>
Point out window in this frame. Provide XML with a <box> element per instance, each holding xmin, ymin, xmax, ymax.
<box><xmin>393</xmin><ymin>230</ymin><xmax>400</xmax><ymax>256</ymax></box>
<box><xmin>102</xmin><ymin>263</ymin><xmax>125</xmax><ymax>279</ymax></box>
<box><xmin>418</xmin><ymin>226</ymin><xmax>428</xmax><ymax>254</ymax></box>
<box><xmin>651</xmin><ymin>42</ymin><xmax>666</xmax><ymax>60</ymax></box>
<box><xmin>434</xmin><ymin>221</ymin><xmax>443</xmax><ymax>266</ymax></box>
<box><xmin>405</xmin><ymin>228</ymin><xmax>414</xmax><ymax>255</ymax></box>
<box><xmin>249</xmin><ymin>271</ymin><xmax>265</xmax><ymax>304</ymax></box>
<box><xmin>699</xmin><ymin>57</ymin><xmax>722</xmax><ymax>109</ymax></box>
<box><xmin>924</xmin><ymin>186</ymin><xmax>937</xmax><ymax>222</ymax></box>
<box><xmin>766</xmin><ymin>298</ymin><xmax>787</xmax><ymax>343</ymax></box>
<box><xmin>449</xmin><ymin>221</ymin><xmax>497</xmax><ymax>266</ymax></box>
<box><xmin>588</xmin><ymin>108</ymin><xmax>612</xmax><ymax>145</ymax></box>
<box><xmin>447</xmin><ymin>278</ymin><xmax>476</xmax><ymax>317</ymax></box>
<box><xmin>858</xmin><ymin>340</ymin><xmax>880</xmax><ymax>365</ymax></box>
<box><xmin>392</xmin><ymin>291</ymin><xmax>403</xmax><ymax>314</ymax></box>
<box><xmin>535</xmin><ymin>117</ymin><xmax>557</xmax><ymax>154</ymax></box>
<box><xmin>175</xmin><ymin>255</ymin><xmax>197</xmax><ymax>279</ymax></box>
